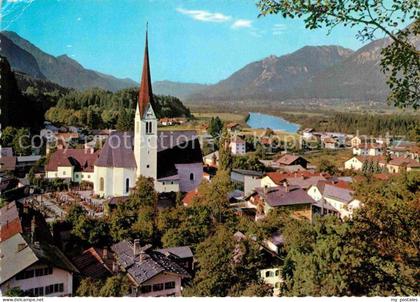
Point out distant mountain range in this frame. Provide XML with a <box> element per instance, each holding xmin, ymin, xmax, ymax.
<box><xmin>2</xmin><ymin>30</ymin><xmax>418</xmax><ymax>101</ymax></box>
<box><xmin>0</xmin><ymin>31</ymin><xmax>137</xmax><ymax>92</ymax></box>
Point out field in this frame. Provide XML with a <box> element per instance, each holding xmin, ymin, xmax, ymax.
<box><xmin>304</xmin><ymin>149</ymin><xmax>353</xmax><ymax>169</ymax></box>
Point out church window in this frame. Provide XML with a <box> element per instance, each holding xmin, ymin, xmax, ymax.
<box><xmin>147</xmin><ymin>164</ymin><xmax>150</xmax><ymax>168</ymax></box>
<box><xmin>100</xmin><ymin>177</ymin><xmax>104</xmax><ymax>191</ymax></box>
<box><xmin>126</xmin><ymin>178</ymin><xmax>129</xmax><ymax>193</ymax></box>
<box><xmin>190</xmin><ymin>173</ymin><xmax>194</xmax><ymax>181</ymax></box>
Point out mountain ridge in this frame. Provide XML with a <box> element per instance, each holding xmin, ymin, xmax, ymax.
<box><xmin>1</xmin><ymin>31</ymin><xmax>137</xmax><ymax>92</ymax></box>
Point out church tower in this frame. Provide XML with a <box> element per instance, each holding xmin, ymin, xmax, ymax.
<box><xmin>134</xmin><ymin>28</ymin><xmax>158</xmax><ymax>180</ymax></box>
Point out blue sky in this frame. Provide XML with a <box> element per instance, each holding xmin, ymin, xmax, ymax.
<box><xmin>1</xmin><ymin>0</ymin><xmax>384</xmax><ymax>84</ymax></box>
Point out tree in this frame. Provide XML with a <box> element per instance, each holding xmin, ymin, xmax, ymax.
<box><xmin>255</xmin><ymin>143</ymin><xmax>267</xmax><ymax>160</ymax></box>
<box><xmin>318</xmin><ymin>159</ymin><xmax>337</xmax><ymax>175</ymax></box>
<box><xmin>116</xmin><ymin>109</ymin><xmax>133</xmax><ymax>131</ymax></box>
<box><xmin>76</xmin><ymin>278</ymin><xmax>103</xmax><ymax>297</ymax></box>
<box><xmin>218</xmin><ymin>127</ymin><xmax>233</xmax><ymax>172</ymax></box>
<box><xmin>184</xmin><ymin>226</ymin><xmax>264</xmax><ymax>296</ymax></box>
<box><xmin>99</xmin><ymin>275</ymin><xmax>130</xmax><ymax>297</ymax></box>
<box><xmin>257</xmin><ymin>0</ymin><xmax>420</xmax><ymax>109</ymax></box>
<box><xmin>0</xmin><ymin>126</ymin><xmax>17</xmax><ymax>147</ymax></box>
<box><xmin>12</xmin><ymin>128</ymin><xmax>32</xmax><ymax>156</ymax></box>
<box><xmin>237</xmin><ymin>281</ymin><xmax>274</xmax><ymax>297</ymax></box>
<box><xmin>208</xmin><ymin>116</ymin><xmax>223</xmax><ymax>137</ymax></box>
<box><xmin>128</xmin><ymin>176</ymin><xmax>158</xmax><ymax>209</ymax></box>
<box><xmin>4</xmin><ymin>287</ymin><xmax>25</xmax><ymax>297</ymax></box>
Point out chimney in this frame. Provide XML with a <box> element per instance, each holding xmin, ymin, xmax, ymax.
<box><xmin>283</xmin><ymin>181</ymin><xmax>289</xmax><ymax>192</ymax></box>
<box><xmin>31</xmin><ymin>217</ymin><xmax>36</xmax><ymax>243</ymax></box>
<box><xmin>133</xmin><ymin>239</ymin><xmax>141</xmax><ymax>256</ymax></box>
<box><xmin>112</xmin><ymin>261</ymin><xmax>119</xmax><ymax>273</ymax></box>
<box><xmin>17</xmin><ymin>243</ymin><xmax>27</xmax><ymax>253</ymax></box>
<box><xmin>139</xmin><ymin>250</ymin><xmax>149</xmax><ymax>262</ymax></box>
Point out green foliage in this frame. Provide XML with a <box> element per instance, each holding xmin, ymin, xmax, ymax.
<box><xmin>44</xmin><ymin>87</ymin><xmax>191</xmax><ymax>128</ymax></box>
<box><xmin>208</xmin><ymin>116</ymin><xmax>223</xmax><ymax>137</ymax></box>
<box><xmin>184</xmin><ymin>226</ymin><xmax>264</xmax><ymax>296</ymax></box>
<box><xmin>280</xmin><ymin>172</ymin><xmax>420</xmax><ymax>296</ymax></box>
<box><xmin>232</xmin><ymin>155</ymin><xmax>265</xmax><ymax>171</ymax></box>
<box><xmin>218</xmin><ymin>127</ymin><xmax>233</xmax><ymax>172</ymax></box>
<box><xmin>318</xmin><ymin>159</ymin><xmax>338</xmax><ymax>175</ymax></box>
<box><xmin>76</xmin><ymin>278</ymin><xmax>104</xmax><ymax>297</ymax></box>
<box><xmin>4</xmin><ymin>287</ymin><xmax>25</xmax><ymax>297</ymax></box>
<box><xmin>257</xmin><ymin>0</ymin><xmax>420</xmax><ymax>109</ymax></box>
<box><xmin>0</xmin><ymin>127</ymin><xmax>32</xmax><ymax>156</ymax></box>
<box><xmin>99</xmin><ymin>275</ymin><xmax>130</xmax><ymax>297</ymax></box>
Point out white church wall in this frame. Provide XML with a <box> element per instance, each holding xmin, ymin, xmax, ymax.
<box><xmin>175</xmin><ymin>163</ymin><xmax>203</xmax><ymax>192</ymax></box>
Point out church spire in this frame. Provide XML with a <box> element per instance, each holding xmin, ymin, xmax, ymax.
<box><xmin>138</xmin><ymin>23</ymin><xmax>154</xmax><ymax>118</ymax></box>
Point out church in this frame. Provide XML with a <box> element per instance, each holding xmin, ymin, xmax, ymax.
<box><xmin>46</xmin><ymin>32</ymin><xmax>204</xmax><ymax>197</ymax></box>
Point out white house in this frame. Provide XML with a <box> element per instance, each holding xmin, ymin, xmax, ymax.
<box><xmin>0</xmin><ymin>233</ymin><xmax>78</xmax><ymax>297</ymax></box>
<box><xmin>352</xmin><ymin>144</ymin><xmax>384</xmax><ymax>156</ymax></box>
<box><xmin>260</xmin><ymin>268</ymin><xmax>283</xmax><ymax>296</ymax></box>
<box><xmin>229</xmin><ymin>137</ymin><xmax>246</xmax><ymax>155</ymax></box>
<box><xmin>307</xmin><ymin>181</ymin><xmax>361</xmax><ymax>218</ymax></box>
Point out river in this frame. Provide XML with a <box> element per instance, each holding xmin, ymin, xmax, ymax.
<box><xmin>246</xmin><ymin>112</ymin><xmax>300</xmax><ymax>133</ymax></box>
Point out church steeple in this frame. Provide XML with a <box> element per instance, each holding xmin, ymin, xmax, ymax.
<box><xmin>138</xmin><ymin>24</ymin><xmax>154</xmax><ymax>118</ymax></box>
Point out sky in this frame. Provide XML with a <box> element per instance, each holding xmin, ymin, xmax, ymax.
<box><xmin>0</xmin><ymin>0</ymin><xmax>386</xmax><ymax>84</ymax></box>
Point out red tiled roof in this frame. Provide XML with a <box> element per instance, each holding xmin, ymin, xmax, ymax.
<box><xmin>373</xmin><ymin>173</ymin><xmax>394</xmax><ymax>181</ymax></box>
<box><xmin>182</xmin><ymin>191</ymin><xmax>199</xmax><ymax>206</ymax></box>
<box><xmin>276</xmin><ymin>154</ymin><xmax>307</xmax><ymax>165</ymax></box>
<box><xmin>46</xmin><ymin>149</ymin><xmax>100</xmax><ymax>172</ymax></box>
<box><xmin>265</xmin><ymin>171</ymin><xmax>326</xmax><ymax>185</ymax></box>
<box><xmin>0</xmin><ymin>156</ymin><xmax>16</xmax><ymax>172</ymax></box>
<box><xmin>72</xmin><ymin>247</ymin><xmax>113</xmax><ymax>279</ymax></box>
<box><xmin>0</xmin><ymin>202</ymin><xmax>22</xmax><ymax>242</ymax></box>
<box><xmin>388</xmin><ymin>157</ymin><xmax>420</xmax><ymax>168</ymax></box>
<box><xmin>354</xmin><ymin>155</ymin><xmax>386</xmax><ymax>164</ymax></box>
<box><xmin>226</xmin><ymin>122</ymin><xmax>240</xmax><ymax>129</ymax></box>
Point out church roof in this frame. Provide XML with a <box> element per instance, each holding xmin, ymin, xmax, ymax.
<box><xmin>95</xmin><ymin>132</ymin><xmax>137</xmax><ymax>169</ymax></box>
<box><xmin>94</xmin><ymin>131</ymin><xmax>203</xmax><ymax>177</ymax></box>
<box><xmin>138</xmin><ymin>28</ymin><xmax>154</xmax><ymax>118</ymax></box>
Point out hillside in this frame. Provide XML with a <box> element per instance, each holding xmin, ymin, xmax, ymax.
<box><xmin>153</xmin><ymin>80</ymin><xmax>208</xmax><ymax>99</ymax></box>
<box><xmin>1</xmin><ymin>31</ymin><xmax>137</xmax><ymax>92</ymax></box>
<box><xmin>189</xmin><ymin>45</ymin><xmax>354</xmax><ymax>100</ymax></box>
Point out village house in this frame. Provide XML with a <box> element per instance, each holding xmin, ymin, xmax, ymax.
<box><xmin>323</xmin><ymin>137</ymin><xmax>338</xmax><ymax>149</ymax></box>
<box><xmin>203</xmin><ymin>151</ymin><xmax>219</xmax><ymax>167</ymax></box>
<box><xmin>229</xmin><ymin>137</ymin><xmax>246</xmax><ymax>155</ymax></box>
<box><xmin>226</xmin><ymin>122</ymin><xmax>241</xmax><ymax>132</ymax></box>
<box><xmin>246</xmin><ymin>184</ymin><xmax>317</xmax><ymax>220</ymax></box>
<box><xmin>344</xmin><ymin>156</ymin><xmax>386</xmax><ymax>171</ymax></box>
<box><xmin>72</xmin><ymin>247</ymin><xmax>114</xmax><ymax>280</ymax></box>
<box><xmin>352</xmin><ymin>144</ymin><xmax>384</xmax><ymax>156</ymax></box>
<box><xmin>350</xmin><ymin>136</ymin><xmax>362</xmax><ymax>147</ymax></box>
<box><xmin>386</xmin><ymin>157</ymin><xmax>420</xmax><ymax>173</ymax></box>
<box><xmin>110</xmin><ymin>240</ymin><xmax>191</xmax><ymax>297</ymax></box>
<box><xmin>307</xmin><ymin>180</ymin><xmax>361</xmax><ymax>219</ymax></box>
<box><xmin>301</xmin><ymin>128</ymin><xmax>314</xmax><ymax>139</ymax></box>
<box><xmin>0</xmin><ymin>233</ymin><xmax>78</xmax><ymax>297</ymax></box>
<box><xmin>45</xmin><ymin>149</ymin><xmax>100</xmax><ymax>183</ymax></box>
<box><xmin>260</xmin><ymin>171</ymin><xmax>327</xmax><ymax>189</ymax></box>
<box><xmin>260</xmin><ymin>268</ymin><xmax>283</xmax><ymax>296</ymax></box>
<box><xmin>274</xmin><ymin>154</ymin><xmax>309</xmax><ymax>169</ymax></box>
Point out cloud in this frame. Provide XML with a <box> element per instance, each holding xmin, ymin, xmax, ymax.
<box><xmin>176</xmin><ymin>8</ymin><xmax>231</xmax><ymax>23</ymax></box>
<box><xmin>66</xmin><ymin>44</ymin><xmax>73</xmax><ymax>48</ymax></box>
<box><xmin>77</xmin><ymin>17</ymin><xmax>82</xmax><ymax>21</ymax></box>
<box><xmin>272</xmin><ymin>23</ymin><xmax>287</xmax><ymax>36</ymax></box>
<box><xmin>231</xmin><ymin>19</ymin><xmax>252</xmax><ymax>29</ymax></box>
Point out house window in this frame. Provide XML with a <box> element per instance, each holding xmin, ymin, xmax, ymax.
<box><xmin>190</xmin><ymin>173</ymin><xmax>194</xmax><ymax>181</ymax></box>
<box><xmin>140</xmin><ymin>285</ymin><xmax>152</xmax><ymax>293</ymax></box>
<box><xmin>165</xmin><ymin>282</ymin><xmax>176</xmax><ymax>289</ymax></box>
<box><xmin>126</xmin><ymin>178</ymin><xmax>130</xmax><ymax>193</ymax></box>
<box><xmin>153</xmin><ymin>283</ymin><xmax>164</xmax><ymax>292</ymax></box>
<box><xmin>63</xmin><ymin>171</ymin><xmax>66</xmax><ymax>175</ymax></box>
<box><xmin>275</xmin><ymin>270</ymin><xmax>280</xmax><ymax>276</ymax></box>
<box><xmin>100</xmin><ymin>177</ymin><xmax>104</xmax><ymax>191</ymax></box>
<box><xmin>275</xmin><ymin>282</ymin><xmax>280</xmax><ymax>288</ymax></box>
<box><xmin>265</xmin><ymin>271</ymin><xmax>270</xmax><ymax>278</ymax></box>
<box><xmin>147</xmin><ymin>164</ymin><xmax>150</xmax><ymax>168</ymax></box>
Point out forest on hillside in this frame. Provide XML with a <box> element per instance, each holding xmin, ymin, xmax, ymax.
<box><xmin>282</xmin><ymin>112</ymin><xmax>420</xmax><ymax>141</ymax></box>
<box><xmin>0</xmin><ymin>56</ymin><xmax>192</xmax><ymax>131</ymax></box>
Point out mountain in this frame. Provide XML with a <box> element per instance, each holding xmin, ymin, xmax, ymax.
<box><xmin>153</xmin><ymin>80</ymin><xmax>209</xmax><ymax>99</ymax></box>
<box><xmin>292</xmin><ymin>35</ymin><xmax>420</xmax><ymax>100</ymax></box>
<box><xmin>189</xmin><ymin>45</ymin><xmax>354</xmax><ymax>100</ymax></box>
<box><xmin>0</xmin><ymin>31</ymin><xmax>137</xmax><ymax>92</ymax></box>
<box><xmin>0</xmin><ymin>34</ymin><xmax>46</xmax><ymax>79</ymax></box>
